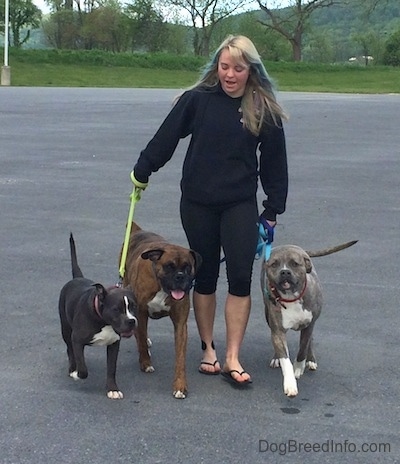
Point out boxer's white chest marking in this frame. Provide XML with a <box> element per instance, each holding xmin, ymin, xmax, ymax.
<box><xmin>281</xmin><ymin>301</ymin><xmax>313</xmax><ymax>331</ymax></box>
<box><xmin>90</xmin><ymin>326</ymin><xmax>120</xmax><ymax>346</ymax></box>
<box><xmin>147</xmin><ymin>290</ymin><xmax>170</xmax><ymax>317</ymax></box>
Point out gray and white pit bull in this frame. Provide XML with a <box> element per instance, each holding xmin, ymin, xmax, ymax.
<box><xmin>261</xmin><ymin>240</ymin><xmax>357</xmax><ymax>397</ymax></box>
<box><xmin>58</xmin><ymin>233</ymin><xmax>138</xmax><ymax>399</ymax></box>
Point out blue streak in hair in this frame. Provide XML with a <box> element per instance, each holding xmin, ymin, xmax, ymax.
<box><xmin>252</xmin><ymin>61</ymin><xmax>276</xmax><ymax>94</ymax></box>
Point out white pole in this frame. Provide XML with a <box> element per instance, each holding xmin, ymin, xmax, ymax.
<box><xmin>1</xmin><ymin>0</ymin><xmax>11</xmax><ymax>85</ymax></box>
<box><xmin>4</xmin><ymin>0</ymin><xmax>9</xmax><ymax>66</ymax></box>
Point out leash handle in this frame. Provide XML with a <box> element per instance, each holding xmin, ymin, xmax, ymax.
<box><xmin>259</xmin><ymin>219</ymin><xmax>274</xmax><ymax>244</ymax></box>
<box><xmin>118</xmin><ymin>186</ymin><xmax>142</xmax><ymax>283</ymax></box>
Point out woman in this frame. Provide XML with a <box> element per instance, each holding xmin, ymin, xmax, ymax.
<box><xmin>132</xmin><ymin>35</ymin><xmax>288</xmax><ymax>385</ymax></box>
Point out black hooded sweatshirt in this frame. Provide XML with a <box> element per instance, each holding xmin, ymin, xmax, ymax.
<box><xmin>134</xmin><ymin>84</ymin><xmax>288</xmax><ymax>221</ymax></box>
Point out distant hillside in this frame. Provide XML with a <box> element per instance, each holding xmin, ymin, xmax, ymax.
<box><xmin>310</xmin><ymin>0</ymin><xmax>400</xmax><ymax>34</ymax></box>
<box><xmin>311</xmin><ymin>0</ymin><xmax>400</xmax><ymax>31</ymax></box>
<box><xmin>304</xmin><ymin>0</ymin><xmax>400</xmax><ymax>62</ymax></box>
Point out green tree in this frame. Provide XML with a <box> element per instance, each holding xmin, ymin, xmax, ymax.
<box><xmin>82</xmin><ymin>3</ymin><xmax>128</xmax><ymax>51</ymax></box>
<box><xmin>125</xmin><ymin>0</ymin><xmax>168</xmax><ymax>52</ymax></box>
<box><xmin>303</xmin><ymin>29</ymin><xmax>335</xmax><ymax>63</ymax></box>
<box><xmin>164</xmin><ymin>22</ymin><xmax>189</xmax><ymax>54</ymax></box>
<box><xmin>383</xmin><ymin>29</ymin><xmax>400</xmax><ymax>66</ymax></box>
<box><xmin>0</xmin><ymin>0</ymin><xmax>42</xmax><ymax>47</ymax></box>
<box><xmin>42</xmin><ymin>9</ymin><xmax>81</xmax><ymax>48</ymax></box>
<box><xmin>43</xmin><ymin>0</ymin><xmax>127</xmax><ymax>50</ymax></box>
<box><xmin>349</xmin><ymin>0</ymin><xmax>391</xmax><ymax>65</ymax></box>
<box><xmin>351</xmin><ymin>30</ymin><xmax>383</xmax><ymax>65</ymax></box>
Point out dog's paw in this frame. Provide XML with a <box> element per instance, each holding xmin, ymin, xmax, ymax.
<box><xmin>293</xmin><ymin>360</ymin><xmax>306</xmax><ymax>379</ymax></box>
<box><xmin>306</xmin><ymin>361</ymin><xmax>318</xmax><ymax>371</ymax></box>
<box><xmin>146</xmin><ymin>337</ymin><xmax>152</xmax><ymax>347</ymax></box>
<box><xmin>69</xmin><ymin>370</ymin><xmax>88</xmax><ymax>380</ymax></box>
<box><xmin>69</xmin><ymin>371</ymin><xmax>80</xmax><ymax>381</ymax></box>
<box><xmin>173</xmin><ymin>390</ymin><xmax>186</xmax><ymax>399</ymax></box>
<box><xmin>283</xmin><ymin>379</ymin><xmax>298</xmax><ymax>397</ymax></box>
<box><xmin>107</xmin><ymin>390</ymin><xmax>124</xmax><ymax>400</ymax></box>
<box><xmin>269</xmin><ymin>358</ymin><xmax>280</xmax><ymax>368</ymax></box>
<box><xmin>280</xmin><ymin>358</ymin><xmax>298</xmax><ymax>397</ymax></box>
<box><xmin>144</xmin><ymin>366</ymin><xmax>155</xmax><ymax>373</ymax></box>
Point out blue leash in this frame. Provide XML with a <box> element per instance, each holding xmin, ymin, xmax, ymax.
<box><xmin>257</xmin><ymin>221</ymin><xmax>275</xmax><ymax>302</ymax></box>
<box><xmin>255</xmin><ymin>222</ymin><xmax>274</xmax><ymax>261</ymax></box>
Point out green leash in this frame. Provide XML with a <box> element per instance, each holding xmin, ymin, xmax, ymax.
<box><xmin>118</xmin><ymin>179</ymin><xmax>143</xmax><ymax>285</ymax></box>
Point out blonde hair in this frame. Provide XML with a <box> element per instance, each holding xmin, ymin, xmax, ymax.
<box><xmin>190</xmin><ymin>35</ymin><xmax>287</xmax><ymax>136</ymax></box>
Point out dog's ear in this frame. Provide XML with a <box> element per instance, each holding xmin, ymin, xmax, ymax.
<box><xmin>190</xmin><ymin>250</ymin><xmax>202</xmax><ymax>272</ymax></box>
<box><xmin>92</xmin><ymin>283</ymin><xmax>107</xmax><ymax>300</ymax></box>
<box><xmin>141</xmin><ymin>249</ymin><xmax>164</xmax><ymax>262</ymax></box>
<box><xmin>304</xmin><ymin>256</ymin><xmax>312</xmax><ymax>273</ymax></box>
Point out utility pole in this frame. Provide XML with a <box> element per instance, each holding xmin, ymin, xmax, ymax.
<box><xmin>1</xmin><ymin>0</ymin><xmax>11</xmax><ymax>85</ymax></box>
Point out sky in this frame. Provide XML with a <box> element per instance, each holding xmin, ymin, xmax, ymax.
<box><xmin>34</xmin><ymin>0</ymin><xmax>50</xmax><ymax>14</ymax></box>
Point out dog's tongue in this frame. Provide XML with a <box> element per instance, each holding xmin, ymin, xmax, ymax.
<box><xmin>282</xmin><ymin>281</ymin><xmax>291</xmax><ymax>290</ymax></box>
<box><xmin>171</xmin><ymin>290</ymin><xmax>185</xmax><ymax>301</ymax></box>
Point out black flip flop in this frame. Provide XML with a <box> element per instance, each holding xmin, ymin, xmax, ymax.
<box><xmin>198</xmin><ymin>360</ymin><xmax>220</xmax><ymax>376</ymax></box>
<box><xmin>221</xmin><ymin>369</ymin><xmax>253</xmax><ymax>385</ymax></box>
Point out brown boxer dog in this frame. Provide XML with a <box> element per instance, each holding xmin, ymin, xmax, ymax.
<box><xmin>261</xmin><ymin>240</ymin><xmax>357</xmax><ymax>397</ymax></box>
<box><xmin>121</xmin><ymin>222</ymin><xmax>202</xmax><ymax>399</ymax></box>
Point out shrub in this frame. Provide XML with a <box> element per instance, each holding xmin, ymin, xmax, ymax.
<box><xmin>7</xmin><ymin>47</ymin><xmax>207</xmax><ymax>71</ymax></box>
<box><xmin>383</xmin><ymin>30</ymin><xmax>400</xmax><ymax>66</ymax></box>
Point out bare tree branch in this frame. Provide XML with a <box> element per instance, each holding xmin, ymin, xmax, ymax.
<box><xmin>160</xmin><ymin>0</ymin><xmax>249</xmax><ymax>55</ymax></box>
<box><xmin>256</xmin><ymin>0</ymin><xmax>343</xmax><ymax>61</ymax></box>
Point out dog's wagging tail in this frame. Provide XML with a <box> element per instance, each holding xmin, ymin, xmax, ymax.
<box><xmin>305</xmin><ymin>240</ymin><xmax>358</xmax><ymax>258</ymax></box>
<box><xmin>69</xmin><ymin>233</ymin><xmax>84</xmax><ymax>279</ymax></box>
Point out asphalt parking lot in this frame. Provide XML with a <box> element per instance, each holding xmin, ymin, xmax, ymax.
<box><xmin>1</xmin><ymin>87</ymin><xmax>399</xmax><ymax>463</ymax></box>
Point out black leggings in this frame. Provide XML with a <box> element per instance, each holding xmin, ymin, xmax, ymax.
<box><xmin>180</xmin><ymin>196</ymin><xmax>259</xmax><ymax>297</ymax></box>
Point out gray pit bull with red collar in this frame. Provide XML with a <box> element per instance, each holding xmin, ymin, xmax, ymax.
<box><xmin>58</xmin><ymin>234</ymin><xmax>138</xmax><ymax>399</ymax></box>
<box><xmin>261</xmin><ymin>240</ymin><xmax>357</xmax><ymax>397</ymax></box>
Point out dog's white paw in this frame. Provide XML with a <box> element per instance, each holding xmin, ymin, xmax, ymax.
<box><xmin>107</xmin><ymin>390</ymin><xmax>124</xmax><ymax>400</ymax></box>
<box><xmin>283</xmin><ymin>378</ymin><xmax>298</xmax><ymax>397</ymax></box>
<box><xmin>306</xmin><ymin>361</ymin><xmax>318</xmax><ymax>371</ymax></box>
<box><xmin>293</xmin><ymin>360</ymin><xmax>306</xmax><ymax>379</ymax></box>
<box><xmin>280</xmin><ymin>358</ymin><xmax>298</xmax><ymax>397</ymax></box>
<box><xmin>173</xmin><ymin>390</ymin><xmax>186</xmax><ymax>399</ymax></box>
<box><xmin>145</xmin><ymin>366</ymin><xmax>155</xmax><ymax>373</ymax></box>
<box><xmin>269</xmin><ymin>358</ymin><xmax>280</xmax><ymax>368</ymax></box>
<box><xmin>69</xmin><ymin>371</ymin><xmax>79</xmax><ymax>381</ymax></box>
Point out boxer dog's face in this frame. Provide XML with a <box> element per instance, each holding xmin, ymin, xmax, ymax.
<box><xmin>141</xmin><ymin>246</ymin><xmax>202</xmax><ymax>301</ymax></box>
